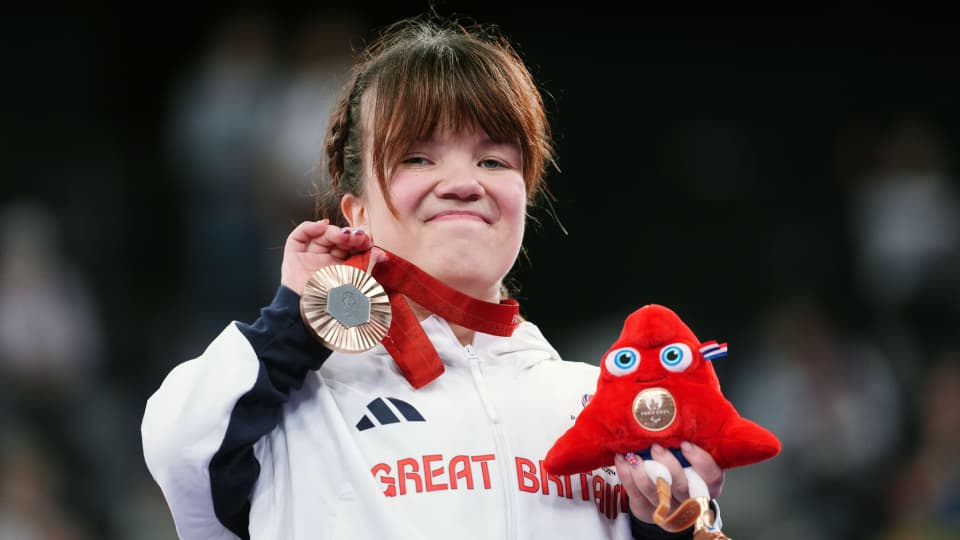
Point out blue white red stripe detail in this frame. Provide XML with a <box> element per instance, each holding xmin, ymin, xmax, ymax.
<box><xmin>699</xmin><ymin>341</ymin><xmax>728</xmax><ymax>360</ymax></box>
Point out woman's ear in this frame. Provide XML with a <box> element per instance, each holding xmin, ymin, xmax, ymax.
<box><xmin>340</xmin><ymin>193</ymin><xmax>367</xmax><ymax>229</ymax></box>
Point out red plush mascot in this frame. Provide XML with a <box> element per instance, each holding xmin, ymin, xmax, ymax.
<box><xmin>544</xmin><ymin>304</ymin><xmax>780</xmax><ymax>537</ymax></box>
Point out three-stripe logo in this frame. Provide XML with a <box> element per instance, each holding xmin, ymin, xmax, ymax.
<box><xmin>356</xmin><ymin>397</ymin><xmax>426</xmax><ymax>431</ymax></box>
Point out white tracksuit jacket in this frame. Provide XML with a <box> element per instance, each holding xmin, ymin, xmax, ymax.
<box><xmin>142</xmin><ymin>287</ymin><xmax>678</xmax><ymax>540</ymax></box>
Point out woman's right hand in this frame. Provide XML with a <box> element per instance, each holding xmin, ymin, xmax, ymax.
<box><xmin>280</xmin><ymin>219</ymin><xmax>373</xmax><ymax>296</ymax></box>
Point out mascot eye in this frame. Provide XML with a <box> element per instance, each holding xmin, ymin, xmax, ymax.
<box><xmin>659</xmin><ymin>343</ymin><xmax>693</xmax><ymax>372</ymax></box>
<box><xmin>604</xmin><ymin>347</ymin><xmax>640</xmax><ymax>376</ymax></box>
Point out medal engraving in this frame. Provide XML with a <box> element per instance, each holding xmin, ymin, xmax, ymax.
<box><xmin>327</xmin><ymin>284</ymin><xmax>371</xmax><ymax>327</ymax></box>
<box><xmin>301</xmin><ymin>265</ymin><xmax>391</xmax><ymax>353</ymax></box>
<box><xmin>632</xmin><ymin>387</ymin><xmax>677</xmax><ymax>432</ymax></box>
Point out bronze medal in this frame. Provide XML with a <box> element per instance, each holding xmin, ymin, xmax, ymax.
<box><xmin>300</xmin><ymin>265</ymin><xmax>391</xmax><ymax>353</ymax></box>
<box><xmin>632</xmin><ymin>387</ymin><xmax>677</xmax><ymax>431</ymax></box>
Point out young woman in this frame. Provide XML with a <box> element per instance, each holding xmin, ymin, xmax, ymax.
<box><xmin>142</xmin><ymin>14</ymin><xmax>724</xmax><ymax>540</ymax></box>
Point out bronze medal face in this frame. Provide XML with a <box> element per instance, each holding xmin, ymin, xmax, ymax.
<box><xmin>632</xmin><ymin>387</ymin><xmax>677</xmax><ymax>432</ymax></box>
<box><xmin>300</xmin><ymin>265</ymin><xmax>391</xmax><ymax>353</ymax></box>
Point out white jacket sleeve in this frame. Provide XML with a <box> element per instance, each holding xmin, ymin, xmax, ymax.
<box><xmin>141</xmin><ymin>286</ymin><xmax>331</xmax><ymax>540</ymax></box>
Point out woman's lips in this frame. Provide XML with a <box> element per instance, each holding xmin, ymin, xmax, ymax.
<box><xmin>428</xmin><ymin>211</ymin><xmax>489</xmax><ymax>223</ymax></box>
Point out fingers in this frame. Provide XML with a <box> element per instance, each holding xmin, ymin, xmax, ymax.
<box><xmin>368</xmin><ymin>246</ymin><xmax>389</xmax><ymax>266</ymax></box>
<box><xmin>616</xmin><ymin>453</ymin><xmax>654</xmax><ymax>502</ymax></box>
<box><xmin>618</xmin><ymin>444</ymin><xmax>725</xmax><ymax>527</ymax></box>
<box><xmin>312</xmin><ymin>227</ymin><xmax>371</xmax><ymax>258</ymax></box>
<box><xmin>335</xmin><ymin>227</ymin><xmax>372</xmax><ymax>258</ymax></box>
<box><xmin>680</xmin><ymin>441</ymin><xmax>725</xmax><ymax>498</ymax></box>
<box><xmin>683</xmin><ymin>468</ymin><xmax>709</xmax><ymax>499</ymax></box>
<box><xmin>651</xmin><ymin>444</ymin><xmax>688</xmax><ymax>504</ymax></box>
<box><xmin>286</xmin><ymin>219</ymin><xmax>330</xmax><ymax>251</ymax></box>
<box><xmin>287</xmin><ymin>220</ymin><xmax>372</xmax><ymax>259</ymax></box>
<box><xmin>614</xmin><ymin>453</ymin><xmax>657</xmax><ymax>522</ymax></box>
<box><xmin>280</xmin><ymin>220</ymin><xmax>374</xmax><ymax>295</ymax></box>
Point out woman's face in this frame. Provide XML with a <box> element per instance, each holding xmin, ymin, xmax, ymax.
<box><xmin>342</xmin><ymin>126</ymin><xmax>527</xmax><ymax>302</ymax></box>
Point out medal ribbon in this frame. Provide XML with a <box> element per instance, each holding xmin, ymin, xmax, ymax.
<box><xmin>344</xmin><ymin>248</ymin><xmax>520</xmax><ymax>388</ymax></box>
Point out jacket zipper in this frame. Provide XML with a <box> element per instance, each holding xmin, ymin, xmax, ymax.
<box><xmin>465</xmin><ymin>344</ymin><xmax>516</xmax><ymax>540</ymax></box>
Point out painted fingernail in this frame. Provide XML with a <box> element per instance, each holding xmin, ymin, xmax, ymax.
<box><xmin>342</xmin><ymin>228</ymin><xmax>352</xmax><ymax>235</ymax></box>
<box><xmin>625</xmin><ymin>452</ymin><xmax>640</xmax><ymax>466</ymax></box>
<box><xmin>352</xmin><ymin>228</ymin><xmax>365</xmax><ymax>236</ymax></box>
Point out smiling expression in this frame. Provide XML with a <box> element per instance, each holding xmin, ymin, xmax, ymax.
<box><xmin>342</xmin><ymin>127</ymin><xmax>527</xmax><ymax>302</ymax></box>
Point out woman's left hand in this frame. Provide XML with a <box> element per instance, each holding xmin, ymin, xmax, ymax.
<box><xmin>614</xmin><ymin>442</ymin><xmax>724</xmax><ymax>526</ymax></box>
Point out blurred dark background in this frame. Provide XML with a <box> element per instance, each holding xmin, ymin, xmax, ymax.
<box><xmin>2</xmin><ymin>4</ymin><xmax>959</xmax><ymax>539</ymax></box>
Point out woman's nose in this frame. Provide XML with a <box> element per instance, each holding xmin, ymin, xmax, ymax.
<box><xmin>434</xmin><ymin>167</ymin><xmax>484</xmax><ymax>201</ymax></box>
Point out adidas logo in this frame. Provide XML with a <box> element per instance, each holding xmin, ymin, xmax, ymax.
<box><xmin>356</xmin><ymin>397</ymin><xmax>426</xmax><ymax>431</ymax></box>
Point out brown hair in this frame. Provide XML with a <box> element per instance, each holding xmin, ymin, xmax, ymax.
<box><xmin>319</xmin><ymin>14</ymin><xmax>554</xmax><ymax>224</ymax></box>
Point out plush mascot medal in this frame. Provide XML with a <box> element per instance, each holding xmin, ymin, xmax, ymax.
<box><xmin>544</xmin><ymin>304</ymin><xmax>780</xmax><ymax>538</ymax></box>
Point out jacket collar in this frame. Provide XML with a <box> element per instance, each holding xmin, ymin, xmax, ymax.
<box><xmin>370</xmin><ymin>315</ymin><xmax>560</xmax><ymax>371</ymax></box>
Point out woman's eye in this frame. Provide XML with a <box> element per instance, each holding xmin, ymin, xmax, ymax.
<box><xmin>402</xmin><ymin>156</ymin><xmax>430</xmax><ymax>165</ymax></box>
<box><xmin>603</xmin><ymin>347</ymin><xmax>640</xmax><ymax>376</ymax></box>
<box><xmin>659</xmin><ymin>343</ymin><xmax>693</xmax><ymax>372</ymax></box>
<box><xmin>478</xmin><ymin>158</ymin><xmax>506</xmax><ymax>169</ymax></box>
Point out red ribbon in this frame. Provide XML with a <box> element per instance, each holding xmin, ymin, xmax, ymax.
<box><xmin>344</xmin><ymin>249</ymin><xmax>520</xmax><ymax>389</ymax></box>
